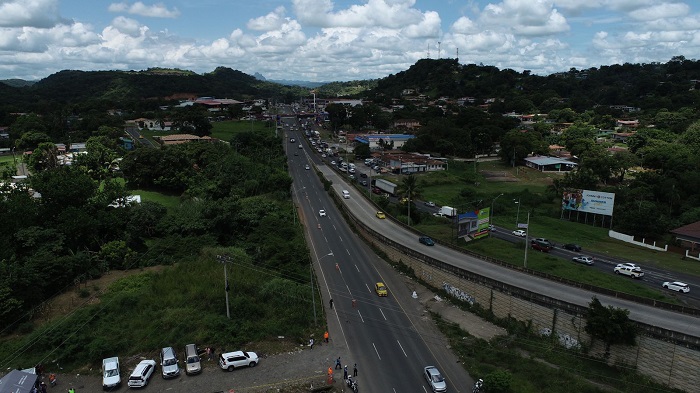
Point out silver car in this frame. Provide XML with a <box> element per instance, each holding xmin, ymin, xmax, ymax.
<box><xmin>424</xmin><ymin>366</ymin><xmax>447</xmax><ymax>392</ymax></box>
<box><xmin>663</xmin><ymin>281</ymin><xmax>690</xmax><ymax>293</ymax></box>
<box><xmin>572</xmin><ymin>255</ymin><xmax>595</xmax><ymax>265</ymax></box>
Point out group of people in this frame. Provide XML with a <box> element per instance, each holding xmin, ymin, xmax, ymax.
<box><xmin>204</xmin><ymin>346</ymin><xmax>217</xmax><ymax>361</ymax></box>
<box><xmin>309</xmin><ymin>330</ymin><xmax>330</xmax><ymax>349</ymax></box>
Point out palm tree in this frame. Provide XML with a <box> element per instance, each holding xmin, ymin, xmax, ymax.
<box><xmin>396</xmin><ymin>174</ymin><xmax>421</xmax><ymax>225</ymax></box>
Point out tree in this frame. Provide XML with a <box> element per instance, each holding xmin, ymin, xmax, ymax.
<box><xmin>584</xmin><ymin>297</ymin><xmax>637</xmax><ymax>356</ymax></box>
<box><xmin>353</xmin><ymin>143</ymin><xmax>371</xmax><ymax>159</ymax></box>
<box><xmin>395</xmin><ymin>174</ymin><xmax>421</xmax><ymax>225</ymax></box>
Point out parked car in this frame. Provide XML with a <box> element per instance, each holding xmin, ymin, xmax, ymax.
<box><xmin>102</xmin><ymin>357</ymin><xmax>121</xmax><ymax>390</ymax></box>
<box><xmin>512</xmin><ymin>229</ymin><xmax>526</xmax><ymax>237</ymax></box>
<box><xmin>419</xmin><ymin>236</ymin><xmax>435</xmax><ymax>246</ymax></box>
<box><xmin>127</xmin><ymin>359</ymin><xmax>156</xmax><ymax>388</ymax></box>
<box><xmin>360</xmin><ymin>173</ymin><xmax>367</xmax><ymax>178</ymax></box>
<box><xmin>572</xmin><ymin>255</ymin><xmax>595</xmax><ymax>265</ymax></box>
<box><xmin>218</xmin><ymin>351</ymin><xmax>259</xmax><ymax>371</ymax></box>
<box><xmin>563</xmin><ymin>243</ymin><xmax>582</xmax><ymax>252</ymax></box>
<box><xmin>319</xmin><ymin>209</ymin><xmax>326</xmax><ymax>217</ymax></box>
<box><xmin>375</xmin><ymin>282</ymin><xmax>388</xmax><ymax>296</ymax></box>
<box><xmin>184</xmin><ymin>344</ymin><xmax>202</xmax><ymax>375</ymax></box>
<box><xmin>160</xmin><ymin>347</ymin><xmax>180</xmax><ymax>379</ymax></box>
<box><xmin>424</xmin><ymin>366</ymin><xmax>447</xmax><ymax>392</ymax></box>
<box><xmin>663</xmin><ymin>281</ymin><xmax>690</xmax><ymax>293</ymax></box>
<box><xmin>614</xmin><ymin>264</ymin><xmax>644</xmax><ymax>278</ymax></box>
<box><xmin>376</xmin><ymin>211</ymin><xmax>386</xmax><ymax>219</ymax></box>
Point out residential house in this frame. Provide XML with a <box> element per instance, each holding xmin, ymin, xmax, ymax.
<box><xmin>670</xmin><ymin>221</ymin><xmax>700</xmax><ymax>252</ymax></box>
<box><xmin>156</xmin><ymin>134</ymin><xmax>213</xmax><ymax>146</ymax></box>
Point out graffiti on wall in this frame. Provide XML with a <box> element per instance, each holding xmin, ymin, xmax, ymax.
<box><xmin>443</xmin><ymin>282</ymin><xmax>475</xmax><ymax>305</ymax></box>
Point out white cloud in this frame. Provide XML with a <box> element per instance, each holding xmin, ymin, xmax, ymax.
<box><xmin>0</xmin><ymin>0</ymin><xmax>63</xmax><ymax>28</ymax></box>
<box><xmin>292</xmin><ymin>0</ymin><xmax>427</xmax><ymax>29</ymax></box>
<box><xmin>480</xmin><ymin>0</ymin><xmax>570</xmax><ymax>36</ymax></box>
<box><xmin>108</xmin><ymin>2</ymin><xmax>180</xmax><ymax>19</ymax></box>
<box><xmin>628</xmin><ymin>3</ymin><xmax>690</xmax><ymax>21</ymax></box>
<box><xmin>247</xmin><ymin>6</ymin><xmax>287</xmax><ymax>31</ymax></box>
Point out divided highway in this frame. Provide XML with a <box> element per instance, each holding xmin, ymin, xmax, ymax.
<box><xmin>287</xmin><ymin>125</ymin><xmax>476</xmax><ymax>392</ymax></box>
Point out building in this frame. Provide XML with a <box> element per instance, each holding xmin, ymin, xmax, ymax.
<box><xmin>354</xmin><ymin>134</ymin><xmax>415</xmax><ymax>150</ymax></box>
<box><xmin>670</xmin><ymin>221</ymin><xmax>700</xmax><ymax>252</ymax></box>
<box><xmin>156</xmin><ymin>134</ymin><xmax>213</xmax><ymax>146</ymax></box>
<box><xmin>523</xmin><ymin>156</ymin><xmax>577</xmax><ymax>172</ymax></box>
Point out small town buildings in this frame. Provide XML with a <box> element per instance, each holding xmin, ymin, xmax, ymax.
<box><xmin>523</xmin><ymin>156</ymin><xmax>577</xmax><ymax>172</ymax></box>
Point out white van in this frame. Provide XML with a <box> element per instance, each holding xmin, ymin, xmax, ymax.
<box><xmin>342</xmin><ymin>190</ymin><xmax>350</xmax><ymax>199</ymax></box>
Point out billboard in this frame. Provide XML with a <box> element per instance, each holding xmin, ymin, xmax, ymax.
<box><xmin>562</xmin><ymin>189</ymin><xmax>615</xmax><ymax>216</ymax></box>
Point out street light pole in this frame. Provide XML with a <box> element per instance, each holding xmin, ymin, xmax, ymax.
<box><xmin>490</xmin><ymin>193</ymin><xmax>503</xmax><ymax>229</ymax></box>
<box><xmin>515</xmin><ymin>197</ymin><xmax>521</xmax><ymax>226</ymax></box>
<box><xmin>217</xmin><ymin>255</ymin><xmax>232</xmax><ymax>319</ymax></box>
<box><xmin>524</xmin><ymin>212</ymin><xmax>530</xmax><ymax>268</ymax></box>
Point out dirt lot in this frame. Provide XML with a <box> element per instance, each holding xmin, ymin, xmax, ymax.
<box><xmin>27</xmin><ymin>268</ymin><xmax>503</xmax><ymax>392</ymax></box>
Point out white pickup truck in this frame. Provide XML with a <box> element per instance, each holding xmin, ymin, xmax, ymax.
<box><xmin>614</xmin><ymin>263</ymin><xmax>644</xmax><ymax>278</ymax></box>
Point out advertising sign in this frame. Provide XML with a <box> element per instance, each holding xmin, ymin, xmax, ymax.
<box><xmin>562</xmin><ymin>189</ymin><xmax>615</xmax><ymax>216</ymax></box>
<box><xmin>472</xmin><ymin>208</ymin><xmax>491</xmax><ymax>240</ymax></box>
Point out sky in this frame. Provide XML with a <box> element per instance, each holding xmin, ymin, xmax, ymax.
<box><xmin>1</xmin><ymin>0</ymin><xmax>700</xmax><ymax>82</ymax></box>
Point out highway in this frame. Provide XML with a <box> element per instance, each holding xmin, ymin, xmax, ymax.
<box><xmin>284</xmin><ymin>118</ymin><xmax>700</xmax><ymax>338</ymax></box>
<box><xmin>286</xmin><ymin>121</ymin><xmax>476</xmax><ymax>393</ymax></box>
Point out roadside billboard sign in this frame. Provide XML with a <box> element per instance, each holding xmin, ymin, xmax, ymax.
<box><xmin>562</xmin><ymin>189</ymin><xmax>615</xmax><ymax>216</ymax></box>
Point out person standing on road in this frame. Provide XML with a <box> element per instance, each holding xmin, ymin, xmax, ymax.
<box><xmin>343</xmin><ymin>365</ymin><xmax>348</xmax><ymax>380</ymax></box>
<box><xmin>353</xmin><ymin>363</ymin><xmax>358</xmax><ymax>377</ymax></box>
<box><xmin>329</xmin><ymin>298</ymin><xmax>333</xmax><ymax>309</ymax></box>
<box><xmin>324</xmin><ymin>331</ymin><xmax>329</xmax><ymax>343</ymax></box>
<box><xmin>335</xmin><ymin>357</ymin><xmax>341</xmax><ymax>369</ymax></box>
<box><xmin>309</xmin><ymin>338</ymin><xmax>314</xmax><ymax>349</ymax></box>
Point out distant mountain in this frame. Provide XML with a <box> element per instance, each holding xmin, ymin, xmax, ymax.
<box><xmin>1</xmin><ymin>79</ymin><xmax>36</xmax><ymax>87</ymax></box>
<box><xmin>269</xmin><ymin>79</ymin><xmax>327</xmax><ymax>88</ymax></box>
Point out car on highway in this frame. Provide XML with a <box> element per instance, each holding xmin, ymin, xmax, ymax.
<box><xmin>102</xmin><ymin>356</ymin><xmax>121</xmax><ymax>390</ymax></box>
<box><xmin>127</xmin><ymin>359</ymin><xmax>156</xmax><ymax>388</ymax></box>
<box><xmin>419</xmin><ymin>236</ymin><xmax>435</xmax><ymax>246</ymax></box>
<box><xmin>305</xmin><ymin>164</ymin><xmax>310</xmax><ymax>170</ymax></box>
<box><xmin>614</xmin><ymin>264</ymin><xmax>644</xmax><ymax>278</ymax></box>
<box><xmin>563</xmin><ymin>243</ymin><xmax>582</xmax><ymax>252</ymax></box>
<box><xmin>331</xmin><ymin>160</ymin><xmax>336</xmax><ymax>165</ymax></box>
<box><xmin>360</xmin><ymin>180</ymin><xmax>368</xmax><ymax>186</ymax></box>
<box><xmin>663</xmin><ymin>281</ymin><xmax>690</xmax><ymax>293</ymax></box>
<box><xmin>319</xmin><ymin>210</ymin><xmax>326</xmax><ymax>217</ymax></box>
<box><xmin>375</xmin><ymin>282</ymin><xmax>388</xmax><ymax>296</ymax></box>
<box><xmin>218</xmin><ymin>351</ymin><xmax>259</xmax><ymax>371</ymax></box>
<box><xmin>423</xmin><ymin>366</ymin><xmax>447</xmax><ymax>392</ymax></box>
<box><xmin>531</xmin><ymin>239</ymin><xmax>553</xmax><ymax>252</ymax></box>
<box><xmin>424</xmin><ymin>201</ymin><xmax>436</xmax><ymax>207</ymax></box>
<box><xmin>512</xmin><ymin>229</ymin><xmax>526</xmax><ymax>237</ymax></box>
<box><xmin>572</xmin><ymin>255</ymin><xmax>595</xmax><ymax>265</ymax></box>
<box><xmin>376</xmin><ymin>211</ymin><xmax>385</xmax><ymax>219</ymax></box>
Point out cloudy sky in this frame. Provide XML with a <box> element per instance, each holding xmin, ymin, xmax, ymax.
<box><xmin>1</xmin><ymin>0</ymin><xmax>700</xmax><ymax>82</ymax></box>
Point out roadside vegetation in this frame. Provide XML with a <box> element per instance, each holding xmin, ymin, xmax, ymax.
<box><xmin>0</xmin><ymin>127</ymin><xmax>323</xmax><ymax>372</ymax></box>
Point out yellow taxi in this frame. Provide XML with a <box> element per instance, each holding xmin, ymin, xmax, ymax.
<box><xmin>376</xmin><ymin>211</ymin><xmax>386</xmax><ymax>219</ymax></box>
<box><xmin>375</xmin><ymin>282</ymin><xmax>388</xmax><ymax>297</ymax></box>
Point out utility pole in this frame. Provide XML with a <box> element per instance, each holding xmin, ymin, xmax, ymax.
<box><xmin>217</xmin><ymin>255</ymin><xmax>232</xmax><ymax>319</ymax></box>
<box><xmin>523</xmin><ymin>212</ymin><xmax>530</xmax><ymax>268</ymax></box>
<box><xmin>438</xmin><ymin>41</ymin><xmax>441</xmax><ymax>59</ymax></box>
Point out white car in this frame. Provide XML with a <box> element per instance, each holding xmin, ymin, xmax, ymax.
<box><xmin>319</xmin><ymin>210</ymin><xmax>326</xmax><ymax>217</ymax></box>
<box><xmin>424</xmin><ymin>201</ymin><xmax>436</xmax><ymax>207</ymax></box>
<box><xmin>219</xmin><ymin>351</ymin><xmax>259</xmax><ymax>371</ymax></box>
<box><xmin>512</xmin><ymin>229</ymin><xmax>526</xmax><ymax>237</ymax></box>
<box><xmin>102</xmin><ymin>357</ymin><xmax>121</xmax><ymax>390</ymax></box>
<box><xmin>127</xmin><ymin>359</ymin><xmax>156</xmax><ymax>388</ymax></box>
<box><xmin>305</xmin><ymin>164</ymin><xmax>310</xmax><ymax>170</ymax></box>
<box><xmin>331</xmin><ymin>160</ymin><xmax>336</xmax><ymax>165</ymax></box>
<box><xmin>572</xmin><ymin>256</ymin><xmax>595</xmax><ymax>265</ymax></box>
<box><xmin>424</xmin><ymin>366</ymin><xmax>447</xmax><ymax>392</ymax></box>
<box><xmin>614</xmin><ymin>264</ymin><xmax>644</xmax><ymax>278</ymax></box>
<box><xmin>663</xmin><ymin>281</ymin><xmax>690</xmax><ymax>293</ymax></box>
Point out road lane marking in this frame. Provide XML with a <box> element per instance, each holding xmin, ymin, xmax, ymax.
<box><xmin>396</xmin><ymin>340</ymin><xmax>407</xmax><ymax>357</ymax></box>
<box><xmin>379</xmin><ymin>308</ymin><xmax>386</xmax><ymax>320</ymax></box>
<box><xmin>372</xmin><ymin>342</ymin><xmax>381</xmax><ymax>360</ymax></box>
<box><xmin>358</xmin><ymin>310</ymin><xmax>364</xmax><ymax>322</ymax></box>
<box><xmin>365</xmin><ymin>283</ymin><xmax>371</xmax><ymax>293</ymax></box>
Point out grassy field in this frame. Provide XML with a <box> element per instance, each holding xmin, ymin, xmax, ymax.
<box><xmin>210</xmin><ymin>119</ymin><xmax>277</xmax><ymax>140</ymax></box>
<box><xmin>390</xmin><ymin>158</ymin><xmax>700</xmax><ymax>303</ymax></box>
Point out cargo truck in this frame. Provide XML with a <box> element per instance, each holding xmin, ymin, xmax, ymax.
<box><xmin>438</xmin><ymin>206</ymin><xmax>457</xmax><ymax>217</ymax></box>
<box><xmin>374</xmin><ymin>179</ymin><xmax>397</xmax><ymax>196</ymax></box>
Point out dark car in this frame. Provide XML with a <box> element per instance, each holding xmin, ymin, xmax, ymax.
<box><xmin>563</xmin><ymin>243</ymin><xmax>582</xmax><ymax>252</ymax></box>
<box><xmin>419</xmin><ymin>236</ymin><xmax>435</xmax><ymax>246</ymax></box>
<box><xmin>360</xmin><ymin>173</ymin><xmax>368</xmax><ymax>178</ymax></box>
<box><xmin>531</xmin><ymin>239</ymin><xmax>553</xmax><ymax>252</ymax></box>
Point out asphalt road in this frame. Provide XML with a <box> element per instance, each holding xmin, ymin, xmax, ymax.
<box><xmin>297</xmin><ymin>141</ymin><xmax>700</xmax><ymax>338</ymax></box>
<box><xmin>287</xmin><ymin>126</ymin><xmax>476</xmax><ymax>393</ymax></box>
